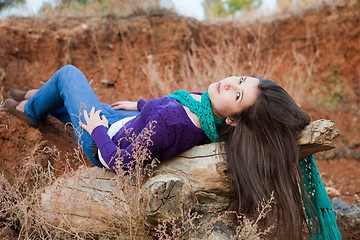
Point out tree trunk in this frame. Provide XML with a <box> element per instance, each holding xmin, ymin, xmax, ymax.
<box><xmin>39</xmin><ymin>119</ymin><xmax>339</xmax><ymax>235</ymax></box>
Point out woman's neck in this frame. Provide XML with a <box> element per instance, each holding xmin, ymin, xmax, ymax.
<box><xmin>187</xmin><ymin>94</ymin><xmax>202</xmax><ymax>128</ymax></box>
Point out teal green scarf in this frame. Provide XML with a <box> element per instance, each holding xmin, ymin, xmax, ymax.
<box><xmin>167</xmin><ymin>90</ymin><xmax>225</xmax><ymax>142</ymax></box>
<box><xmin>168</xmin><ymin>90</ymin><xmax>341</xmax><ymax>239</ymax></box>
<box><xmin>300</xmin><ymin>155</ymin><xmax>342</xmax><ymax>239</ymax></box>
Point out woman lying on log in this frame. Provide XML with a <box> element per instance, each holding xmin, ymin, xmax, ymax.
<box><xmin>3</xmin><ymin>64</ymin><xmax>333</xmax><ymax>239</ymax></box>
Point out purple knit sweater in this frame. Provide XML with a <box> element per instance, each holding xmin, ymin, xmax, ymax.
<box><xmin>91</xmin><ymin>96</ymin><xmax>207</xmax><ymax>173</ymax></box>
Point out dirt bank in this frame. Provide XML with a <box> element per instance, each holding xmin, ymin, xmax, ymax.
<box><xmin>0</xmin><ymin>0</ymin><xmax>359</xmax><ymax>238</ymax></box>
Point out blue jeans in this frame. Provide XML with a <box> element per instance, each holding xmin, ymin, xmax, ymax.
<box><xmin>24</xmin><ymin>65</ymin><xmax>140</xmax><ymax>167</ymax></box>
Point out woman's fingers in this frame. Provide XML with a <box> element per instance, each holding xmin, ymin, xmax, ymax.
<box><xmin>81</xmin><ymin>109</ymin><xmax>90</xmax><ymax>132</ymax></box>
<box><xmin>90</xmin><ymin>106</ymin><xmax>95</xmax><ymax>116</ymax></box>
<box><xmin>80</xmin><ymin>107</ymin><xmax>107</xmax><ymax>135</ymax></box>
<box><xmin>112</xmin><ymin>101</ymin><xmax>125</xmax><ymax>109</ymax></box>
<box><xmin>83</xmin><ymin>107</ymin><xmax>98</xmax><ymax>122</ymax></box>
<box><xmin>111</xmin><ymin>101</ymin><xmax>125</xmax><ymax>107</ymax></box>
<box><xmin>83</xmin><ymin>109</ymin><xmax>89</xmax><ymax>122</ymax></box>
<box><xmin>101</xmin><ymin>115</ymin><xmax>108</xmax><ymax>125</ymax></box>
<box><xmin>80</xmin><ymin>121</ymin><xmax>89</xmax><ymax>132</ymax></box>
<box><xmin>94</xmin><ymin>109</ymin><xmax>102</xmax><ymax>118</ymax></box>
<box><xmin>112</xmin><ymin>101</ymin><xmax>137</xmax><ymax>111</ymax></box>
<box><xmin>114</xmin><ymin>105</ymin><xmax>122</xmax><ymax>110</ymax></box>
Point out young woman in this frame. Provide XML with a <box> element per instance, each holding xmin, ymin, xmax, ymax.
<box><xmin>4</xmin><ymin>65</ymin><xmax>310</xmax><ymax>238</ymax></box>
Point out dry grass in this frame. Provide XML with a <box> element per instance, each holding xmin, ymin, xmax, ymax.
<box><xmin>209</xmin><ymin>192</ymin><xmax>276</xmax><ymax>240</ymax></box>
<box><xmin>0</xmin><ymin>114</ymin><xmax>275</xmax><ymax>239</ymax></box>
<box><xmin>0</xmin><ymin>21</ymin><xmax>334</xmax><ymax>239</ymax></box>
<box><xmin>140</xmin><ymin>35</ymin><xmax>271</xmax><ymax>99</ymax></box>
<box><xmin>232</xmin><ymin>192</ymin><xmax>276</xmax><ymax>239</ymax></box>
<box><xmin>138</xmin><ymin>26</ymin><xmax>319</xmax><ymax>108</ymax></box>
<box><xmin>39</xmin><ymin>0</ymin><xmax>174</xmax><ymax>18</ymax></box>
<box><xmin>0</xmin><ymin>145</ymin><xmax>59</xmax><ymax>239</ymax></box>
<box><xmin>137</xmin><ymin>17</ymin><xmax>352</xmax><ymax>113</ymax></box>
<box><xmin>0</xmin><ymin>68</ymin><xmax>5</xmax><ymax>102</ymax></box>
<box><xmin>0</xmin><ymin>116</ymin><xmax>203</xmax><ymax>239</ymax></box>
<box><xmin>1</xmin><ymin>1</ymin><xmax>349</xmax><ymax>238</ymax></box>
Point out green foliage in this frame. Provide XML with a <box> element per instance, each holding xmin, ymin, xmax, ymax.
<box><xmin>0</xmin><ymin>0</ymin><xmax>25</xmax><ymax>11</ymax></box>
<box><xmin>202</xmin><ymin>0</ymin><xmax>262</xmax><ymax>18</ymax></box>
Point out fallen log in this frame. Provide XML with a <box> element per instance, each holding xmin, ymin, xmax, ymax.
<box><xmin>39</xmin><ymin>119</ymin><xmax>339</xmax><ymax>235</ymax></box>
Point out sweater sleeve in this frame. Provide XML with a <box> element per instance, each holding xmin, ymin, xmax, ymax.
<box><xmin>91</xmin><ymin>117</ymin><xmax>166</xmax><ymax>174</ymax></box>
<box><xmin>137</xmin><ymin>99</ymin><xmax>147</xmax><ymax>111</ymax></box>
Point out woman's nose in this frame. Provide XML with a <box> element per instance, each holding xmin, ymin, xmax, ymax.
<box><xmin>224</xmin><ymin>82</ymin><xmax>234</xmax><ymax>90</ymax></box>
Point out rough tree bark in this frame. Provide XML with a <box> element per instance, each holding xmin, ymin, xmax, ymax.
<box><xmin>38</xmin><ymin>119</ymin><xmax>339</xmax><ymax>236</ymax></box>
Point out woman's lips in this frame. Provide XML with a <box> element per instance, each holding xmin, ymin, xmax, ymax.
<box><xmin>217</xmin><ymin>82</ymin><xmax>221</xmax><ymax>93</ymax></box>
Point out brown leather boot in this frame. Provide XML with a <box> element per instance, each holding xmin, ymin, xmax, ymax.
<box><xmin>7</xmin><ymin>89</ymin><xmax>26</xmax><ymax>102</ymax></box>
<box><xmin>2</xmin><ymin>99</ymin><xmax>38</xmax><ymax>127</ymax></box>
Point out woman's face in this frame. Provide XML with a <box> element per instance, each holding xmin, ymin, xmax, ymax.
<box><xmin>208</xmin><ymin>76</ymin><xmax>260</xmax><ymax>126</ymax></box>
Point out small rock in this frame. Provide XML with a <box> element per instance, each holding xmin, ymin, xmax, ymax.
<box><xmin>351</xmin><ymin>141</ymin><xmax>360</xmax><ymax>148</ymax></box>
<box><xmin>101</xmin><ymin>79</ymin><xmax>115</xmax><ymax>87</ymax></box>
<box><xmin>0</xmin><ymin>226</ymin><xmax>16</xmax><ymax>238</ymax></box>
<box><xmin>209</xmin><ymin>221</ymin><xmax>235</xmax><ymax>240</ymax></box>
<box><xmin>332</xmin><ymin>197</ymin><xmax>360</xmax><ymax>229</ymax></box>
<box><xmin>326</xmin><ymin>186</ymin><xmax>340</xmax><ymax>197</ymax></box>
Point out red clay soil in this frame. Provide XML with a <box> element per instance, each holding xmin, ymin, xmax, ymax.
<box><xmin>0</xmin><ymin>112</ymin><xmax>91</xmax><ymax>182</ymax></box>
<box><xmin>0</xmin><ymin>0</ymin><xmax>359</xmax><ymax>238</ymax></box>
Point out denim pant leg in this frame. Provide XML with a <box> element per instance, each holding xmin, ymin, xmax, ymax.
<box><xmin>24</xmin><ymin>65</ymin><xmax>139</xmax><ymax>167</ymax></box>
<box><xmin>50</xmin><ymin>107</ymin><xmax>71</xmax><ymax>124</ymax></box>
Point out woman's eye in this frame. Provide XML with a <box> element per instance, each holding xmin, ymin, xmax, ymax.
<box><xmin>239</xmin><ymin>76</ymin><xmax>245</xmax><ymax>84</ymax></box>
<box><xmin>239</xmin><ymin>76</ymin><xmax>247</xmax><ymax>84</ymax></box>
<box><xmin>236</xmin><ymin>92</ymin><xmax>241</xmax><ymax>100</ymax></box>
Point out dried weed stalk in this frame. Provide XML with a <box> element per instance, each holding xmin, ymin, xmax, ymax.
<box><xmin>101</xmin><ymin>121</ymin><xmax>159</xmax><ymax>239</ymax></box>
<box><xmin>0</xmin><ymin>102</ymin><xmax>276</xmax><ymax>239</ymax></box>
<box><xmin>155</xmin><ymin>208</ymin><xmax>202</xmax><ymax>240</ymax></box>
<box><xmin>234</xmin><ymin>192</ymin><xmax>276</xmax><ymax>240</ymax></box>
<box><xmin>0</xmin><ymin>145</ymin><xmax>59</xmax><ymax>239</ymax></box>
<box><xmin>0</xmin><ymin>68</ymin><xmax>5</xmax><ymax>102</ymax></box>
<box><xmin>210</xmin><ymin>192</ymin><xmax>276</xmax><ymax>240</ymax></box>
<box><xmin>137</xmin><ymin>22</ymin><xmax>330</xmax><ymax>110</ymax></box>
<box><xmin>0</xmin><ymin>113</ymin><xmax>159</xmax><ymax>238</ymax></box>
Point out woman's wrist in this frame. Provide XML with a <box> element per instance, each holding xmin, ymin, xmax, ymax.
<box><xmin>91</xmin><ymin>125</ymin><xmax>110</xmax><ymax>147</ymax></box>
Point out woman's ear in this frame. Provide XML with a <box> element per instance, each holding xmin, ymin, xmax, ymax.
<box><xmin>225</xmin><ymin>117</ymin><xmax>237</xmax><ymax>127</ymax></box>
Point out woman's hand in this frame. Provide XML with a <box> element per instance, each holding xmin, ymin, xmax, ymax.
<box><xmin>111</xmin><ymin>101</ymin><xmax>137</xmax><ymax>111</ymax></box>
<box><xmin>80</xmin><ymin>107</ymin><xmax>108</xmax><ymax>135</ymax></box>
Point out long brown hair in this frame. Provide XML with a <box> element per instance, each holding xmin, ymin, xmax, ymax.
<box><xmin>219</xmin><ymin>79</ymin><xmax>311</xmax><ymax>238</ymax></box>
